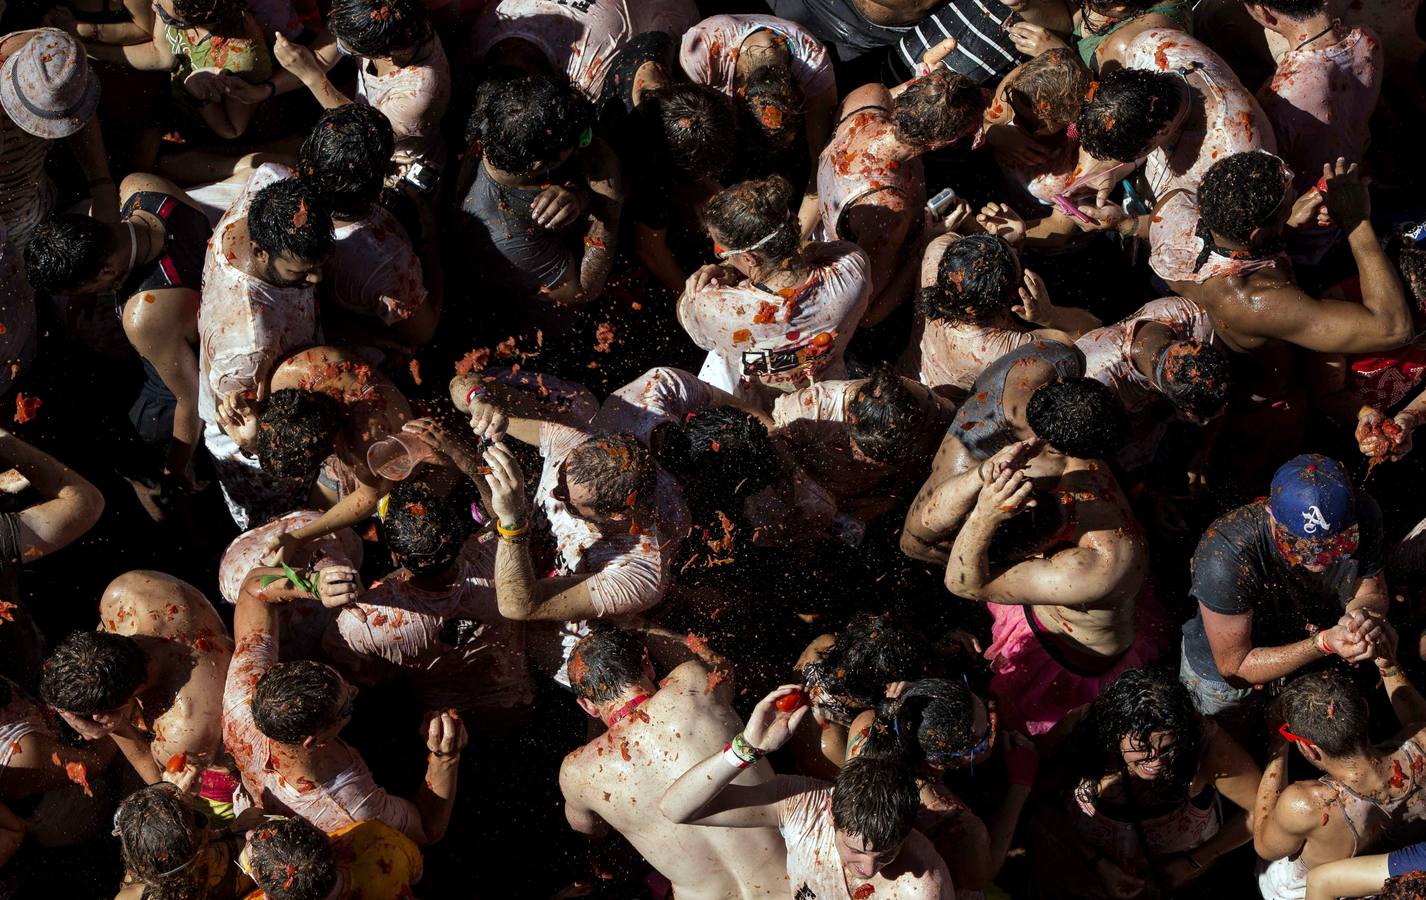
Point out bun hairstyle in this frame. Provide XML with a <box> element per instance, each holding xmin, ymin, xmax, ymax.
<box><xmin>702</xmin><ymin>174</ymin><xmax>800</xmax><ymax>261</ymax></box>
<box><xmin>859</xmin><ymin>678</ymin><xmax>980</xmax><ymax>767</ymax></box>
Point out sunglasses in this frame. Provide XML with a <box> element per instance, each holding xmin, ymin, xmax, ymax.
<box><xmin>1279</xmin><ymin>722</ymin><xmax>1310</xmax><ymax>745</ymax></box>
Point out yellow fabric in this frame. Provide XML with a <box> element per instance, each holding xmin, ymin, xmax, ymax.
<box><xmin>242</xmin><ymin>820</ymin><xmax>423</xmax><ymax>899</ymax></box>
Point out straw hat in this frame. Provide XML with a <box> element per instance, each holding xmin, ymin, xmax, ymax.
<box><xmin>1</xmin><ymin>28</ymin><xmax>100</xmax><ymax>140</ymax></box>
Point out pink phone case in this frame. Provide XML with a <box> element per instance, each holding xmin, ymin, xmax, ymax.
<box><xmin>1054</xmin><ymin>194</ymin><xmax>1095</xmax><ymax>224</ymax></box>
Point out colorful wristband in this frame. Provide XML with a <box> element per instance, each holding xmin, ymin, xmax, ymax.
<box><xmin>721</xmin><ymin>744</ymin><xmax>752</xmax><ymax>770</ymax></box>
<box><xmin>731</xmin><ymin>732</ymin><xmax>766</xmax><ymax>763</ymax></box>
<box><xmin>496</xmin><ymin>519</ymin><xmax>528</xmax><ymax>539</ymax></box>
<box><xmin>465</xmin><ymin>384</ymin><xmax>486</xmax><ymax>408</ymax></box>
<box><xmin>1314</xmin><ymin>631</ymin><xmax>1334</xmax><ymax>655</ymax></box>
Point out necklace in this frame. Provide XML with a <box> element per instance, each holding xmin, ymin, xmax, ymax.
<box><xmin>607</xmin><ymin>694</ymin><xmax>650</xmax><ymax>727</ymax></box>
<box><xmin>1294</xmin><ymin>20</ymin><xmax>1339</xmax><ymax>52</ymax></box>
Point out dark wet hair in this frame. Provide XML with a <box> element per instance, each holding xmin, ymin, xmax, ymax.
<box><xmin>1079</xmin><ymin>0</ymin><xmax>1160</xmax><ymax>29</ymax></box>
<box><xmin>298</xmin><ymin>104</ymin><xmax>396</xmax><ymax>219</ymax></box>
<box><xmin>1154</xmin><ymin>341</ymin><xmax>1231</xmax><ymax>419</ymax></box>
<box><xmin>471</xmin><ymin>74</ymin><xmax>594</xmax><ymax>176</ymax></box>
<box><xmin>848</xmin><ymin>370</ymin><xmax>925</xmax><ymax>466</ymax></box>
<box><xmin>986</xmin><ymin>488</ymin><xmax>1070</xmax><ymax>563</ymax></box>
<box><xmin>170</xmin><ymin>0</ymin><xmax>235</xmax><ymax>26</ymax></box>
<box><xmin>893</xmin><ymin>69</ymin><xmax>984</xmax><ymax>147</ymax></box>
<box><xmin>1380</xmin><ymin>870</ymin><xmax>1426</xmax><ymax>900</ymax></box>
<box><xmin>915</xmin><ymin>233</ymin><xmax>1021</xmax><ymax>326</ymax></box>
<box><xmin>831</xmin><ymin>756</ymin><xmax>921</xmax><ymax>850</ymax></box>
<box><xmin>1281</xmin><ymin>669</ymin><xmax>1370</xmax><ymax>758</ymax></box>
<box><xmin>1026</xmin><ymin>377</ymin><xmax>1127</xmax><ymax>459</ymax></box>
<box><xmin>328</xmin><ymin>0</ymin><xmax>429</xmax><ymax>59</ymax></box>
<box><xmin>568</xmin><ymin>625</ymin><xmax>648</xmax><ymax>703</ymax></box>
<box><xmin>806</xmin><ymin>612</ymin><xmax>934</xmax><ymax>721</ymax></box>
<box><xmin>114</xmin><ymin>785</ymin><xmax>210</xmax><ymax>900</ymax></box>
<box><xmin>1199</xmin><ymin>151</ymin><xmax>1289</xmax><ymax>244</ymax></box>
<box><xmin>1077</xmin><ymin>68</ymin><xmax>1181</xmax><ymax>162</ymax></box>
<box><xmin>742</xmin><ymin>63</ymin><xmax>805</xmax><ymax>148</ymax></box>
<box><xmin>1389</xmin><ymin>228</ymin><xmax>1426</xmax><ymax>312</ymax></box>
<box><xmin>1068</xmin><ymin>667</ymin><xmax>1203</xmax><ymax>793</ymax></box>
<box><xmin>655</xmin><ymin>405</ymin><xmax>783</xmax><ymax>510</ymax></box>
<box><xmin>255</xmin><ymin>389</ymin><xmax>342</xmax><ymax>480</ymax></box>
<box><xmin>247</xmin><ymin>178</ymin><xmax>335</xmax><ymax>263</ymax></box>
<box><xmin>1255</xmin><ymin>0</ymin><xmax>1327</xmax><ymax>19</ymax></box>
<box><xmin>703</xmin><ymin>174</ymin><xmax>800</xmax><ymax>261</ymax></box>
<box><xmin>640</xmin><ymin>83</ymin><xmax>736</xmax><ymax>180</ymax></box>
<box><xmin>252</xmin><ymin>660</ymin><xmax>345</xmax><ymax>743</ymax></box>
<box><xmin>40</xmin><ymin>631</ymin><xmax>147</xmax><ymax>714</ymax></box>
<box><xmin>567</xmin><ymin>432</ymin><xmax>657</xmax><ymax>518</ymax></box>
<box><xmin>245</xmin><ymin>817</ymin><xmax>338</xmax><ymax>900</ymax></box>
<box><xmin>384</xmin><ymin>479</ymin><xmax>473</xmax><ymax>576</ymax></box>
<box><xmin>24</xmin><ymin>214</ymin><xmax>112</xmax><ymax>293</ymax></box>
<box><xmin>862</xmin><ymin>678</ymin><xmax>980</xmax><ymax>768</ymax></box>
<box><xmin>1007</xmin><ymin>48</ymin><xmax>1090</xmax><ymax>132</ymax></box>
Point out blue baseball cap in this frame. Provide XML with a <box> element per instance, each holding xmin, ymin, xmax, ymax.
<box><xmin>1269</xmin><ymin>454</ymin><xmax>1356</xmax><ymax>542</ymax></box>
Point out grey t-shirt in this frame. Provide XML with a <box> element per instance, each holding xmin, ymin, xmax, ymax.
<box><xmin>458</xmin><ymin>162</ymin><xmax>571</xmax><ymax>295</ymax></box>
<box><xmin>1181</xmin><ymin>496</ymin><xmax>1384</xmax><ymax>680</ymax></box>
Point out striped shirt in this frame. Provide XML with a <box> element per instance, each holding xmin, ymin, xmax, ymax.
<box><xmin>0</xmin><ymin>106</ymin><xmax>55</xmax><ymax>248</ymax></box>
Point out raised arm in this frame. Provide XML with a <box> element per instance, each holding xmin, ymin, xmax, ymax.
<box><xmin>902</xmin><ymin>438</ymin><xmax>1039</xmax><ymax>564</ymax></box>
<box><xmin>1254</xmin><ymin>730</ymin><xmax>1320</xmax><ymax>861</ymax></box>
<box><xmin>0</xmin><ymin>427</ymin><xmax>104</xmax><ymax>559</ymax></box>
<box><xmin>545</xmin><ymin>138</ymin><xmax>623</xmax><ymax>305</ymax></box>
<box><xmin>660</xmin><ymin>685</ymin><xmax>810</xmax><ymax>827</ymax></box>
<box><xmin>449</xmin><ymin>375</ymin><xmax>588</xmax><ymax>447</ymax></box>
<box><xmin>1201</xmin><ymin>606</ymin><xmax>1370</xmax><ymax>688</ymax></box>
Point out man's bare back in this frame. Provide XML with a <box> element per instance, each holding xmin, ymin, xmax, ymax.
<box><xmin>100</xmin><ymin>570</ymin><xmax>233</xmax><ymax>771</ymax></box>
<box><xmin>560</xmin><ymin>660</ymin><xmax>790</xmax><ymax>900</ymax></box>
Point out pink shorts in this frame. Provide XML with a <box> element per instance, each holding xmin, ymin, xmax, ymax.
<box><xmin>984</xmin><ymin>590</ymin><xmax>1169</xmax><ymax>735</ymax></box>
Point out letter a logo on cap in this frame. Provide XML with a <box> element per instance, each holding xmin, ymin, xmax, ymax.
<box><xmin>1302</xmin><ymin>505</ymin><xmax>1331</xmax><ymax>535</ymax></box>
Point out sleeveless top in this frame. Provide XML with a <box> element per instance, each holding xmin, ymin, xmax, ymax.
<box><xmin>948</xmin><ymin>339</ymin><xmax>1085</xmax><ymax>460</ymax></box>
<box><xmin>1070</xmin><ymin>781</ymin><xmax>1222</xmax><ymax>864</ymax></box>
<box><xmin>816</xmin><ymin>104</ymin><xmax>925</xmax><ymax>242</ymax></box>
<box><xmin>1074</xmin><ymin>0</ymin><xmax>1191</xmax><ymax>70</ymax></box>
<box><xmin>920</xmin><ymin>319</ymin><xmax>1035</xmax><ymax>393</ymax></box>
<box><xmin>1324</xmin><ymin>739</ymin><xmax>1426</xmax><ymax>853</ymax></box>
<box><xmin>117</xmin><ymin>191</ymin><xmax>211</xmax><ymax>309</ymax></box>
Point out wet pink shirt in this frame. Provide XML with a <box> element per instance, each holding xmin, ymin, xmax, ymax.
<box><xmin>198</xmin><ymin>164</ymin><xmax>319</xmax><ymax>427</ymax></box>
<box><xmin>1257</xmin><ymin>28</ymin><xmax>1381</xmax><ymax>195</ymax></box>
<box><xmin>327</xmin><ymin>206</ymin><xmax>428</xmax><ymax>326</ymax></box>
<box><xmin>1121</xmin><ymin>30</ymin><xmax>1275</xmax><ymax>200</ymax></box>
<box><xmin>471</xmin><ymin>0</ymin><xmax>699</xmax><ymax>96</ymax></box>
<box><xmin>222</xmin><ymin>628</ymin><xmax>424</xmax><ymax>840</ymax></box>
<box><xmin>679</xmin><ymin>14</ymin><xmax>835</xmax><ymax>101</ymax></box>
<box><xmin>919</xmin><ymin>319</ymin><xmax>1036</xmax><ymax>393</ymax></box>
<box><xmin>322</xmin><ymin>533</ymin><xmax>536</xmax><ymax>712</ymax></box>
<box><xmin>355</xmin><ymin>36</ymin><xmax>451</xmax><ymax>168</ymax></box>
<box><xmin>677</xmin><ymin>241</ymin><xmax>871</xmax><ymax>405</ymax></box>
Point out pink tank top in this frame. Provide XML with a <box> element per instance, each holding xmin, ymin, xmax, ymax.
<box><xmin>816</xmin><ymin>105</ymin><xmax>925</xmax><ymax>243</ymax></box>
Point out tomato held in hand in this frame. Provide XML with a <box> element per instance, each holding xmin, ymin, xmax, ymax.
<box><xmin>1316</xmin><ymin>175</ymin><xmax>1329</xmax><ymax>195</ymax></box>
<box><xmin>775</xmin><ymin>690</ymin><xmax>806</xmax><ymax>713</ymax></box>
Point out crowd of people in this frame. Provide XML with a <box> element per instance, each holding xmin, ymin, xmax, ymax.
<box><xmin>2</xmin><ymin>0</ymin><xmax>1426</xmax><ymax>895</ymax></box>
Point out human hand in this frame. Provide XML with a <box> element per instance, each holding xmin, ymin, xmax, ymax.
<box><xmin>1286</xmin><ymin>186</ymin><xmax>1327</xmax><ymax>230</ymax></box>
<box><xmin>1065</xmin><ymin>200</ymin><xmax>1128</xmax><ymax>234</ymax></box>
<box><xmin>744</xmin><ymin>685</ymin><xmax>813</xmax><ymax>752</ymax></box>
<box><xmin>402</xmin><ymin>418</ymin><xmax>473</xmax><ymax>469</ymax></box>
<box><xmin>983</xmin><ymin>123</ymin><xmax>1052</xmax><ymax>167</ymax></box>
<box><xmin>424</xmin><ymin>709</ymin><xmax>468</xmax><ymax>761</ymax></box>
<box><xmin>216</xmin><ymin>72</ymin><xmax>272</xmax><ymax>104</ymax></box>
<box><xmin>972</xmin><ymin>466</ymin><xmax>1035</xmax><ymax>524</ymax></box>
<box><xmin>1321</xmin><ymin>159</ymin><xmax>1368</xmax><ymax>230</ymax></box>
<box><xmin>56</xmin><ymin>709</ymin><xmax>112</xmax><ymax>741</ymax></box>
<box><xmin>928</xmin><ymin>197</ymin><xmax>974</xmax><ymax>238</ymax></box>
<box><xmin>1391</xmin><ymin>413</ymin><xmax>1417</xmax><ymax>460</ymax></box>
<box><xmin>466</xmin><ymin>393</ymin><xmax>510</xmax><ymax>443</ymax></box>
<box><xmin>261</xmin><ymin>529</ymin><xmax>305</xmax><ymax>567</ymax></box>
<box><xmin>913</xmin><ymin>37</ymin><xmax>956</xmax><ymax>76</ymax></box>
<box><xmin>314</xmin><ymin>565</ymin><xmax>362</xmax><ymax>609</ymax></box>
<box><xmin>273</xmin><ymin>33</ymin><xmax>321</xmax><ymax>80</ymax></box>
<box><xmin>979</xmin><ymin>437</ymin><xmax>1043</xmax><ymax>484</ymax></box>
<box><xmin>1356</xmin><ymin>406</ymin><xmax>1393</xmax><ymax>459</ymax></box>
<box><xmin>482</xmin><ymin>441</ymin><xmax>529</xmax><ymax>527</ymax></box>
<box><xmin>687</xmin><ymin>264</ymin><xmax>738</xmax><ymax>294</ymax></box>
<box><xmin>1321</xmin><ymin>619</ymin><xmax>1374</xmax><ymax>664</ymax></box>
<box><xmin>1011</xmin><ymin>268</ymin><xmax>1053</xmax><ymax>324</ymax></box>
<box><xmin>532</xmin><ymin>185</ymin><xmax>585</xmax><ymax>230</ymax></box>
<box><xmin>977</xmin><ymin>202</ymin><xmax>1027</xmax><ymax>245</ymax></box>
<box><xmin>160</xmin><ymin>757</ymin><xmax>202</xmax><ymax>794</ymax></box>
<box><xmin>1008</xmin><ymin>22</ymin><xmax>1068</xmax><ymax>57</ymax></box>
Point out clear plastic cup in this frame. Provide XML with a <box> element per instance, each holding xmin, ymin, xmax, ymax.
<box><xmin>365</xmin><ymin>432</ymin><xmax>435</xmax><ymax>481</ymax></box>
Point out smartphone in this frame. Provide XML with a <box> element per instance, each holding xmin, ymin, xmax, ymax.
<box><xmin>927</xmin><ymin>187</ymin><xmax>959</xmax><ymax>217</ymax></box>
<box><xmin>403</xmin><ymin>162</ymin><xmax>439</xmax><ymax>195</ymax></box>
<box><xmin>1054</xmin><ymin>194</ymin><xmax>1096</xmax><ymax>225</ymax></box>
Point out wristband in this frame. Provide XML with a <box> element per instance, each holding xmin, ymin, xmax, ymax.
<box><xmin>496</xmin><ymin>519</ymin><xmax>528</xmax><ymax>539</ymax></box>
<box><xmin>721</xmin><ymin>743</ymin><xmax>753</xmax><ymax>770</ymax></box>
<box><xmin>465</xmin><ymin>384</ymin><xmax>486</xmax><ymax>409</ymax></box>
<box><xmin>1314</xmin><ymin>631</ymin><xmax>1334</xmax><ymax>655</ymax></box>
<box><xmin>1005</xmin><ymin>744</ymin><xmax>1038</xmax><ymax>787</ymax></box>
<box><xmin>1379</xmin><ymin>663</ymin><xmax>1403</xmax><ymax>677</ymax></box>
<box><xmin>731</xmin><ymin>732</ymin><xmax>766</xmax><ymax>762</ymax></box>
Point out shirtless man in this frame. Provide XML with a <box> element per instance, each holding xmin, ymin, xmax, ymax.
<box><xmin>900</xmin><ymin>340</ymin><xmax>1123</xmax><ymax>562</ymax></box>
<box><xmin>942</xmin><ymin>437</ymin><xmax>1154</xmax><ymax>735</ymax></box>
<box><xmin>559</xmin><ymin>626</ymin><xmax>789</xmax><ymax>899</ymax></box>
<box><xmin>1256</xmin><ymin>664</ymin><xmax>1426</xmax><ymax>900</ymax></box>
<box><xmin>200</xmin><ymin>171</ymin><xmax>334</xmax><ymax>529</ymax></box>
<box><xmin>39</xmin><ymin>571</ymin><xmax>233</xmax><ymax>788</ymax></box>
<box><xmin>661</xmin><ymin>685</ymin><xmax>954</xmax><ymax>899</ymax></box>
<box><xmin>253</xmin><ymin>345</ymin><xmax>412</xmax><ymax>563</ymax></box>
<box><xmin>25</xmin><ymin>173</ymin><xmax>212</xmax><ymax>500</ymax></box>
<box><xmin>225</xmin><ymin>564</ymin><xmax>466</xmax><ymax>844</ymax></box>
<box><xmin>817</xmin><ymin>59</ymin><xmax>982</xmax><ymax>323</ymax></box>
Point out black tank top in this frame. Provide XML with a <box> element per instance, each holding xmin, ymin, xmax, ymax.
<box><xmin>117</xmin><ymin>190</ymin><xmax>210</xmax><ymax>315</ymax></box>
